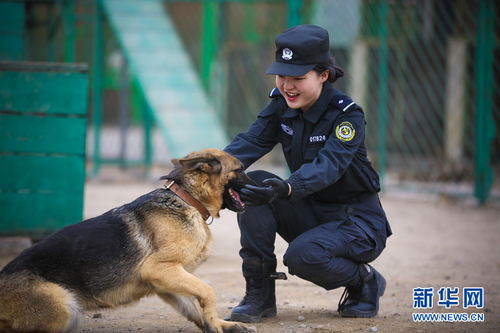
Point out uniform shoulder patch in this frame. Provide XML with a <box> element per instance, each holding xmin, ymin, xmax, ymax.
<box><xmin>331</xmin><ymin>93</ymin><xmax>357</xmax><ymax>112</ymax></box>
<box><xmin>335</xmin><ymin>121</ymin><xmax>356</xmax><ymax>142</ymax></box>
<box><xmin>269</xmin><ymin>87</ymin><xmax>282</xmax><ymax>98</ymax></box>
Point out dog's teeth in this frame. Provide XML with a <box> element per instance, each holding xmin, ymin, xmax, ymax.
<box><xmin>228</xmin><ymin>188</ymin><xmax>245</xmax><ymax>209</ymax></box>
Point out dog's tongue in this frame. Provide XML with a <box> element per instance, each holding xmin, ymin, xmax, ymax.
<box><xmin>229</xmin><ymin>188</ymin><xmax>245</xmax><ymax>209</ymax></box>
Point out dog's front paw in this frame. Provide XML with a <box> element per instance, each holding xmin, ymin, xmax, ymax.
<box><xmin>222</xmin><ymin>321</ymin><xmax>255</xmax><ymax>333</ymax></box>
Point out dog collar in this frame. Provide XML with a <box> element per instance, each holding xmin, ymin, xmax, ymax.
<box><xmin>164</xmin><ymin>179</ymin><xmax>212</xmax><ymax>223</ymax></box>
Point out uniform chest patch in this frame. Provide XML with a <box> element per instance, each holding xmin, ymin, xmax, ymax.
<box><xmin>281</xmin><ymin>123</ymin><xmax>293</xmax><ymax>136</ymax></box>
<box><xmin>336</xmin><ymin>121</ymin><xmax>356</xmax><ymax>142</ymax></box>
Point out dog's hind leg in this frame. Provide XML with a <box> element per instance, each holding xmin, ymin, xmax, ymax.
<box><xmin>0</xmin><ymin>274</ymin><xmax>80</xmax><ymax>333</ymax></box>
<box><xmin>158</xmin><ymin>293</ymin><xmax>205</xmax><ymax>330</ymax></box>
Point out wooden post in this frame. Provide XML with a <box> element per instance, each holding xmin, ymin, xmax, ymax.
<box><xmin>348</xmin><ymin>40</ymin><xmax>368</xmax><ymax>109</ymax></box>
<box><xmin>444</xmin><ymin>38</ymin><xmax>466</xmax><ymax>162</ymax></box>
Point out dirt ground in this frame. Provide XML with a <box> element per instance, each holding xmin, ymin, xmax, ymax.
<box><xmin>1</xmin><ymin>176</ymin><xmax>499</xmax><ymax>333</ymax></box>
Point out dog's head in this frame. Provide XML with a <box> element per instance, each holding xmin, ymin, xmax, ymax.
<box><xmin>161</xmin><ymin>149</ymin><xmax>255</xmax><ymax>217</ymax></box>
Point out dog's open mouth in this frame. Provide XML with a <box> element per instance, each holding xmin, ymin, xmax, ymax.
<box><xmin>223</xmin><ymin>187</ymin><xmax>246</xmax><ymax>212</ymax></box>
<box><xmin>229</xmin><ymin>188</ymin><xmax>245</xmax><ymax>210</ymax></box>
<box><xmin>222</xmin><ymin>168</ymin><xmax>255</xmax><ymax>213</ymax></box>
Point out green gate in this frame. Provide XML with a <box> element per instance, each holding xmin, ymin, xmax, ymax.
<box><xmin>0</xmin><ymin>61</ymin><xmax>88</xmax><ymax>239</ymax></box>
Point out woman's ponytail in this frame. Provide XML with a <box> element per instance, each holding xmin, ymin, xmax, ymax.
<box><xmin>314</xmin><ymin>56</ymin><xmax>344</xmax><ymax>83</ymax></box>
<box><xmin>330</xmin><ymin>64</ymin><xmax>344</xmax><ymax>83</ymax></box>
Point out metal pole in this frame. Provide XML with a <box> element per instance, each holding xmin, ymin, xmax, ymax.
<box><xmin>287</xmin><ymin>0</ymin><xmax>302</xmax><ymax>27</ymax></box>
<box><xmin>143</xmin><ymin>100</ymin><xmax>153</xmax><ymax>177</ymax></box>
<box><xmin>47</xmin><ymin>4</ymin><xmax>57</xmax><ymax>61</ymax></box>
<box><xmin>119</xmin><ymin>60</ymin><xmax>130</xmax><ymax>170</ymax></box>
<box><xmin>474</xmin><ymin>0</ymin><xmax>496</xmax><ymax>205</ymax></box>
<box><xmin>201</xmin><ymin>1</ymin><xmax>218</xmax><ymax>92</ymax></box>
<box><xmin>63</xmin><ymin>0</ymin><xmax>75</xmax><ymax>62</ymax></box>
<box><xmin>376</xmin><ymin>1</ymin><xmax>389</xmax><ymax>185</ymax></box>
<box><xmin>92</xmin><ymin>0</ymin><xmax>104</xmax><ymax>176</ymax></box>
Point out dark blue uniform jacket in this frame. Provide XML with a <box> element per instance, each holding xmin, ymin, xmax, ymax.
<box><xmin>225</xmin><ymin>83</ymin><xmax>392</xmax><ymax>242</ymax></box>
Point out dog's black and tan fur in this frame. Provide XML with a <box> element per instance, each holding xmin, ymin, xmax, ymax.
<box><xmin>0</xmin><ymin>149</ymin><xmax>254</xmax><ymax>333</ymax></box>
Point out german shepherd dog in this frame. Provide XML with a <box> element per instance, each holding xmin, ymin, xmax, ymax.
<box><xmin>0</xmin><ymin>149</ymin><xmax>254</xmax><ymax>333</ymax></box>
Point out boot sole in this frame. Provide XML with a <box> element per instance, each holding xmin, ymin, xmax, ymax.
<box><xmin>229</xmin><ymin>307</ymin><xmax>277</xmax><ymax>323</ymax></box>
<box><xmin>340</xmin><ymin>273</ymin><xmax>386</xmax><ymax>318</ymax></box>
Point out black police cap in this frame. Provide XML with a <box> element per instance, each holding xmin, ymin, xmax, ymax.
<box><xmin>266</xmin><ymin>24</ymin><xmax>331</xmax><ymax>77</ymax></box>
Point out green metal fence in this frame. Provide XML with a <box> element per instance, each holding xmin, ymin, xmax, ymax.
<box><xmin>164</xmin><ymin>0</ymin><xmax>303</xmax><ymax>135</ymax></box>
<box><xmin>168</xmin><ymin>0</ymin><xmax>499</xmax><ymax>203</ymax></box>
<box><xmin>313</xmin><ymin>0</ymin><xmax>499</xmax><ymax>204</ymax></box>
<box><xmin>11</xmin><ymin>0</ymin><xmax>499</xmax><ymax>204</ymax></box>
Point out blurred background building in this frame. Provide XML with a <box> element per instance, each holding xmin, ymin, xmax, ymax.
<box><xmin>0</xmin><ymin>0</ymin><xmax>498</xmax><ymax>236</ymax></box>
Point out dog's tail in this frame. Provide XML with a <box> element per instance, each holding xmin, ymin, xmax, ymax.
<box><xmin>0</xmin><ymin>272</ymin><xmax>80</xmax><ymax>333</ymax></box>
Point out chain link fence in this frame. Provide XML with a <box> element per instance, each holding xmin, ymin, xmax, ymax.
<box><xmin>315</xmin><ymin>1</ymin><xmax>498</xmax><ymax>183</ymax></box>
<box><xmin>170</xmin><ymin>0</ymin><xmax>499</xmax><ymax>200</ymax></box>
<box><xmin>313</xmin><ymin>0</ymin><xmax>499</xmax><ymax>200</ymax></box>
<box><xmin>166</xmin><ymin>1</ymin><xmax>288</xmax><ymax>136</ymax></box>
<box><xmin>17</xmin><ymin>0</ymin><xmax>499</xmax><ymax>202</ymax></box>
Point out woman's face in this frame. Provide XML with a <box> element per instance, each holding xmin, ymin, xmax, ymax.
<box><xmin>275</xmin><ymin>70</ymin><xmax>328</xmax><ymax>111</ymax></box>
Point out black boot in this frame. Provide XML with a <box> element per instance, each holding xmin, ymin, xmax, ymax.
<box><xmin>230</xmin><ymin>258</ymin><xmax>280</xmax><ymax>323</ymax></box>
<box><xmin>338</xmin><ymin>264</ymin><xmax>386</xmax><ymax>318</ymax></box>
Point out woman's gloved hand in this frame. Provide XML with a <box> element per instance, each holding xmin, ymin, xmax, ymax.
<box><xmin>240</xmin><ymin>178</ymin><xmax>291</xmax><ymax>206</ymax></box>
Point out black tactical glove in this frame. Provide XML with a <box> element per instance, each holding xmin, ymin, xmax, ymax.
<box><xmin>240</xmin><ymin>178</ymin><xmax>291</xmax><ymax>206</ymax></box>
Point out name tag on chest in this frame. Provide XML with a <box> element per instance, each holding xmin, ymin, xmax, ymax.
<box><xmin>309</xmin><ymin>135</ymin><xmax>326</xmax><ymax>143</ymax></box>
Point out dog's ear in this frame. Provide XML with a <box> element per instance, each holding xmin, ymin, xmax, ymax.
<box><xmin>178</xmin><ymin>156</ymin><xmax>222</xmax><ymax>174</ymax></box>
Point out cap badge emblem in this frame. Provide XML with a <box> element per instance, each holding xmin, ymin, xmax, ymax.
<box><xmin>282</xmin><ymin>48</ymin><xmax>293</xmax><ymax>61</ymax></box>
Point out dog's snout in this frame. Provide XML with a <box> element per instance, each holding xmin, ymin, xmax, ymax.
<box><xmin>234</xmin><ymin>169</ymin><xmax>256</xmax><ymax>186</ymax></box>
<box><xmin>243</xmin><ymin>172</ymin><xmax>257</xmax><ymax>186</ymax></box>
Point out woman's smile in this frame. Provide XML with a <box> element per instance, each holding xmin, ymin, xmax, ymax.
<box><xmin>285</xmin><ymin>91</ymin><xmax>299</xmax><ymax>102</ymax></box>
<box><xmin>276</xmin><ymin>70</ymin><xmax>328</xmax><ymax>111</ymax></box>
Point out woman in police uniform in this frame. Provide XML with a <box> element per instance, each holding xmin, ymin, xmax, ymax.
<box><xmin>224</xmin><ymin>24</ymin><xmax>392</xmax><ymax>323</ymax></box>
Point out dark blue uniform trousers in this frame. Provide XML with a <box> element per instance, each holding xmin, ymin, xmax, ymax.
<box><xmin>238</xmin><ymin>171</ymin><xmax>387</xmax><ymax>290</ymax></box>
